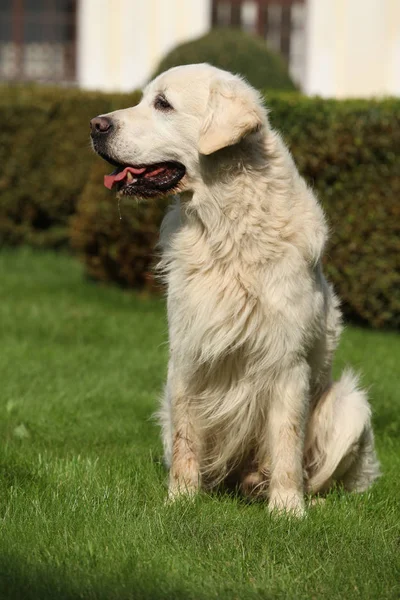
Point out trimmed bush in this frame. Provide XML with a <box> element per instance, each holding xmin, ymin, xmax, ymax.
<box><xmin>152</xmin><ymin>28</ymin><xmax>297</xmax><ymax>92</ymax></box>
<box><xmin>265</xmin><ymin>94</ymin><xmax>400</xmax><ymax>329</ymax></box>
<box><xmin>70</xmin><ymin>94</ymin><xmax>399</xmax><ymax>329</ymax></box>
<box><xmin>71</xmin><ymin>158</ymin><xmax>168</xmax><ymax>290</ymax></box>
<box><xmin>0</xmin><ymin>84</ymin><xmax>398</xmax><ymax>328</ymax></box>
<box><xmin>0</xmin><ymin>84</ymin><xmax>141</xmax><ymax>248</ymax></box>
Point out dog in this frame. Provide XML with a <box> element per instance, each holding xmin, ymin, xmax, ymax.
<box><xmin>90</xmin><ymin>64</ymin><xmax>380</xmax><ymax>515</ymax></box>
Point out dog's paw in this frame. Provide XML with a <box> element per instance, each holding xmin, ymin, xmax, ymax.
<box><xmin>268</xmin><ymin>490</ymin><xmax>306</xmax><ymax>517</ymax></box>
<box><xmin>309</xmin><ymin>496</ymin><xmax>326</xmax><ymax>508</ymax></box>
<box><xmin>166</xmin><ymin>481</ymin><xmax>198</xmax><ymax>504</ymax></box>
<box><xmin>240</xmin><ymin>471</ymin><xmax>269</xmax><ymax>498</ymax></box>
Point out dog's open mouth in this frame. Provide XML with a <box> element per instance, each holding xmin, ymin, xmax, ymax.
<box><xmin>103</xmin><ymin>161</ymin><xmax>186</xmax><ymax>198</ymax></box>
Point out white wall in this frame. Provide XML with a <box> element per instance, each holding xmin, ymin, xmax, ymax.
<box><xmin>77</xmin><ymin>0</ymin><xmax>211</xmax><ymax>92</ymax></box>
<box><xmin>304</xmin><ymin>0</ymin><xmax>400</xmax><ymax>98</ymax></box>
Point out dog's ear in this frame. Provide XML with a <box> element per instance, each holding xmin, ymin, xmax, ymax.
<box><xmin>198</xmin><ymin>77</ymin><xmax>264</xmax><ymax>156</ymax></box>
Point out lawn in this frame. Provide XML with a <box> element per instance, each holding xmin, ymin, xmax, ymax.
<box><xmin>0</xmin><ymin>248</ymin><xmax>399</xmax><ymax>600</ymax></box>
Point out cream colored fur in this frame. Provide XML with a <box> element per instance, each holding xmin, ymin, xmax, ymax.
<box><xmin>101</xmin><ymin>64</ymin><xmax>380</xmax><ymax>515</ymax></box>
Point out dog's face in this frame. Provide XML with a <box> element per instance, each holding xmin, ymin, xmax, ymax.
<box><xmin>90</xmin><ymin>63</ymin><xmax>265</xmax><ymax>198</ymax></box>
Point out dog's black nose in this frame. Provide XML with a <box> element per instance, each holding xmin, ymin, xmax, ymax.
<box><xmin>90</xmin><ymin>116</ymin><xmax>112</xmax><ymax>135</ymax></box>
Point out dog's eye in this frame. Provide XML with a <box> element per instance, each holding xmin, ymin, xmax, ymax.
<box><xmin>154</xmin><ymin>94</ymin><xmax>173</xmax><ymax>112</ymax></box>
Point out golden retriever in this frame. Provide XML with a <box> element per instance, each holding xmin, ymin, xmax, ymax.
<box><xmin>90</xmin><ymin>64</ymin><xmax>380</xmax><ymax>515</ymax></box>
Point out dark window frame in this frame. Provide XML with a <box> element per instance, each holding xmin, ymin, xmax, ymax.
<box><xmin>0</xmin><ymin>0</ymin><xmax>77</xmax><ymax>82</ymax></box>
<box><xmin>211</xmin><ymin>0</ymin><xmax>306</xmax><ymax>65</ymax></box>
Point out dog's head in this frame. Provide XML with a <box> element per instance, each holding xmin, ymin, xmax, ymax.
<box><xmin>90</xmin><ymin>64</ymin><xmax>266</xmax><ymax>198</ymax></box>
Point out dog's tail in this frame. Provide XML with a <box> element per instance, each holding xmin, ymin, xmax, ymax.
<box><xmin>305</xmin><ymin>369</ymin><xmax>380</xmax><ymax>495</ymax></box>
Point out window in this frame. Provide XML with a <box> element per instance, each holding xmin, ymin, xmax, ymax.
<box><xmin>0</xmin><ymin>0</ymin><xmax>77</xmax><ymax>82</ymax></box>
<box><xmin>211</xmin><ymin>0</ymin><xmax>306</xmax><ymax>86</ymax></box>
<box><xmin>241</xmin><ymin>1</ymin><xmax>258</xmax><ymax>34</ymax></box>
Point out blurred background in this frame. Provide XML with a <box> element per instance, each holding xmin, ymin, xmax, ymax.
<box><xmin>1</xmin><ymin>0</ymin><xmax>399</xmax><ymax>96</ymax></box>
<box><xmin>0</xmin><ymin>0</ymin><xmax>399</xmax><ymax>330</ymax></box>
<box><xmin>0</xmin><ymin>5</ymin><xmax>399</xmax><ymax>596</ymax></box>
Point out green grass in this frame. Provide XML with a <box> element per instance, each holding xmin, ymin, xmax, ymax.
<box><xmin>0</xmin><ymin>248</ymin><xmax>399</xmax><ymax>600</ymax></box>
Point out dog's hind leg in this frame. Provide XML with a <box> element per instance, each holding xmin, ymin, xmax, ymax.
<box><xmin>305</xmin><ymin>370</ymin><xmax>380</xmax><ymax>495</ymax></box>
<box><xmin>240</xmin><ymin>464</ymin><xmax>270</xmax><ymax>498</ymax></box>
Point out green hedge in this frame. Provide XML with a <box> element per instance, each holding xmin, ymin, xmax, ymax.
<box><xmin>152</xmin><ymin>28</ymin><xmax>297</xmax><ymax>92</ymax></box>
<box><xmin>0</xmin><ymin>85</ymin><xmax>398</xmax><ymax>329</ymax></box>
<box><xmin>70</xmin><ymin>159</ymin><xmax>168</xmax><ymax>291</ymax></box>
<box><xmin>266</xmin><ymin>95</ymin><xmax>400</xmax><ymax>329</ymax></box>
<box><xmin>0</xmin><ymin>85</ymin><xmax>141</xmax><ymax>248</ymax></box>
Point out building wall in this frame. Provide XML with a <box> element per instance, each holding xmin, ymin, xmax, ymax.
<box><xmin>77</xmin><ymin>0</ymin><xmax>399</xmax><ymax>97</ymax></box>
<box><xmin>304</xmin><ymin>0</ymin><xmax>400</xmax><ymax>98</ymax></box>
<box><xmin>77</xmin><ymin>0</ymin><xmax>211</xmax><ymax>92</ymax></box>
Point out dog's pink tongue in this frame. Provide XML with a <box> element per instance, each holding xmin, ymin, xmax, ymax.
<box><xmin>104</xmin><ymin>166</ymin><xmax>146</xmax><ymax>190</ymax></box>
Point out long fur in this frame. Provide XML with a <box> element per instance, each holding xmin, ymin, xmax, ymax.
<box><xmin>100</xmin><ymin>64</ymin><xmax>380</xmax><ymax>514</ymax></box>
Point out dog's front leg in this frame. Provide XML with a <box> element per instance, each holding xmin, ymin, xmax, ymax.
<box><xmin>168</xmin><ymin>407</ymin><xmax>200</xmax><ymax>501</ymax></box>
<box><xmin>267</xmin><ymin>363</ymin><xmax>309</xmax><ymax>517</ymax></box>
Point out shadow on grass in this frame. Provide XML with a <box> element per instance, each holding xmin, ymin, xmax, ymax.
<box><xmin>373</xmin><ymin>406</ymin><xmax>400</xmax><ymax>438</ymax></box>
<box><xmin>0</xmin><ymin>460</ymin><xmax>42</xmax><ymax>489</ymax></box>
<box><xmin>0</xmin><ymin>553</ymin><xmax>204</xmax><ymax>600</ymax></box>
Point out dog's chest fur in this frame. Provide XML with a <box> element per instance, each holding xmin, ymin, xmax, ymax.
<box><xmin>163</xmin><ymin>202</ymin><xmax>320</xmax><ymax>381</ymax></box>
<box><xmin>162</xmin><ymin>210</ymin><xmax>324</xmax><ymax>479</ymax></box>
<box><xmin>159</xmin><ymin>147</ymin><xmax>329</xmax><ymax>477</ymax></box>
